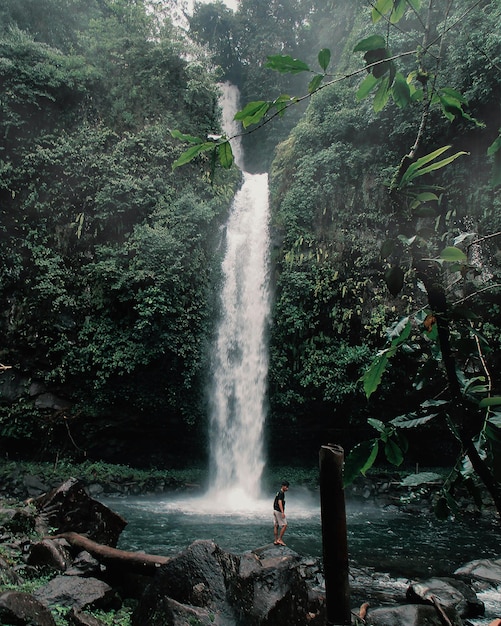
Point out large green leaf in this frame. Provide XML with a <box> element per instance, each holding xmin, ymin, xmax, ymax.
<box><xmin>385</xmin><ymin>439</ymin><xmax>403</xmax><ymax>466</ymax></box>
<box><xmin>480</xmin><ymin>396</ymin><xmax>501</xmax><ymax>408</ymax></box>
<box><xmin>399</xmin><ymin>146</ymin><xmax>468</xmax><ymax>187</ymax></box>
<box><xmin>343</xmin><ymin>440</ymin><xmax>379</xmax><ymax>486</ymax></box>
<box><xmin>170</xmin><ymin>129</ymin><xmax>203</xmax><ymax>144</ymax></box>
<box><xmin>354</xmin><ymin>35</ymin><xmax>386</xmax><ymax>52</ymax></box>
<box><xmin>234</xmin><ymin>101</ymin><xmax>270</xmax><ymax>128</ymax></box>
<box><xmin>439</xmin><ymin>246</ymin><xmax>467</xmax><ymax>263</ymax></box>
<box><xmin>356</xmin><ymin>73</ymin><xmax>379</xmax><ymax>100</ymax></box>
<box><xmin>392</xmin><ymin>72</ymin><xmax>411</xmax><ymax>108</ymax></box>
<box><xmin>373</xmin><ymin>76</ymin><xmax>391</xmax><ymax>112</ymax></box>
<box><xmin>371</xmin><ymin>0</ymin><xmax>393</xmax><ymax>23</ymax></box>
<box><xmin>265</xmin><ymin>54</ymin><xmax>310</xmax><ymax>74</ymax></box>
<box><xmin>217</xmin><ymin>141</ymin><xmax>233</xmax><ymax>169</ymax></box>
<box><xmin>172</xmin><ymin>142</ymin><xmax>215</xmax><ymax>169</ymax></box>
<box><xmin>318</xmin><ymin>48</ymin><xmax>331</xmax><ymax>72</ymax></box>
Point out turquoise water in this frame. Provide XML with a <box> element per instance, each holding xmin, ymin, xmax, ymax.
<box><xmin>101</xmin><ymin>491</ymin><xmax>500</xmax><ymax>578</ymax></box>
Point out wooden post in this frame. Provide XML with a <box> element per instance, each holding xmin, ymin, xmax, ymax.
<box><xmin>319</xmin><ymin>444</ymin><xmax>351</xmax><ymax>625</ymax></box>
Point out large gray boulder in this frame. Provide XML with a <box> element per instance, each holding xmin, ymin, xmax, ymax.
<box><xmin>132</xmin><ymin>540</ymin><xmax>325</xmax><ymax>626</ymax></box>
<box><xmin>33</xmin><ymin>575</ymin><xmax>121</xmax><ymax>612</ymax></box>
<box><xmin>33</xmin><ymin>478</ymin><xmax>126</xmax><ymax>546</ymax></box>
<box><xmin>365</xmin><ymin>603</ymin><xmax>464</xmax><ymax>625</ymax></box>
<box><xmin>407</xmin><ymin>576</ymin><xmax>485</xmax><ymax>617</ymax></box>
<box><xmin>0</xmin><ymin>591</ymin><xmax>56</xmax><ymax>626</ymax></box>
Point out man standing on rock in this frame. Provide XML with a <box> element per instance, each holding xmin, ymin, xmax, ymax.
<box><xmin>273</xmin><ymin>481</ymin><xmax>289</xmax><ymax>546</ymax></box>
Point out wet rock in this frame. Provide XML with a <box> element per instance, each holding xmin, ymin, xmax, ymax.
<box><xmin>23</xmin><ymin>474</ymin><xmax>50</xmax><ymax>497</ymax></box>
<box><xmin>33</xmin><ymin>575</ymin><xmax>121</xmax><ymax>612</ymax></box>
<box><xmin>65</xmin><ymin>550</ymin><xmax>103</xmax><ymax>577</ymax></box>
<box><xmin>33</xmin><ymin>478</ymin><xmax>127</xmax><ymax>546</ymax></box>
<box><xmin>455</xmin><ymin>558</ymin><xmax>501</xmax><ymax>585</ymax></box>
<box><xmin>28</xmin><ymin>538</ymin><xmax>73</xmax><ymax>571</ymax></box>
<box><xmin>407</xmin><ymin>576</ymin><xmax>485</xmax><ymax>618</ymax></box>
<box><xmin>0</xmin><ymin>590</ymin><xmax>56</xmax><ymax>626</ymax></box>
<box><xmin>133</xmin><ymin>540</ymin><xmax>325</xmax><ymax>626</ymax></box>
<box><xmin>67</xmin><ymin>607</ymin><xmax>108</xmax><ymax>626</ymax></box>
<box><xmin>365</xmin><ymin>603</ymin><xmax>464</xmax><ymax>625</ymax></box>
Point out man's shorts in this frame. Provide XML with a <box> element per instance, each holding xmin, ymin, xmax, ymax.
<box><xmin>273</xmin><ymin>510</ymin><xmax>287</xmax><ymax>527</ymax></box>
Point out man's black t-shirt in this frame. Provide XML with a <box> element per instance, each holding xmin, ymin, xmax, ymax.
<box><xmin>273</xmin><ymin>490</ymin><xmax>285</xmax><ymax>511</ymax></box>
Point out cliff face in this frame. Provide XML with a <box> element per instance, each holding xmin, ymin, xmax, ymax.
<box><xmin>264</xmin><ymin>3</ymin><xmax>501</xmax><ymax>459</ymax></box>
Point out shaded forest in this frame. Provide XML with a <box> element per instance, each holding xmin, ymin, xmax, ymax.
<box><xmin>1</xmin><ymin>0</ymin><xmax>500</xmax><ymax>498</ymax></box>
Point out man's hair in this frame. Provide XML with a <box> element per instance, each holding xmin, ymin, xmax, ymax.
<box><xmin>281</xmin><ymin>480</ymin><xmax>290</xmax><ymax>487</ymax></box>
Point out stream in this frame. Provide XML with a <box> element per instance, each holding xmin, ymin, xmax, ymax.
<box><xmin>100</xmin><ymin>488</ymin><xmax>501</xmax><ymax>624</ymax></box>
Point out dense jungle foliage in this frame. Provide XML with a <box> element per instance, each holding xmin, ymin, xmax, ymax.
<box><xmin>1</xmin><ymin>0</ymin><xmax>501</xmax><ymax>514</ymax></box>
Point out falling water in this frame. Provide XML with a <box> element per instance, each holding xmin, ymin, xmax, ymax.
<box><xmin>207</xmin><ymin>82</ymin><xmax>270</xmax><ymax>503</ymax></box>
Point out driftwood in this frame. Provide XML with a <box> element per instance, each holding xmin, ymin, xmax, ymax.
<box><xmin>52</xmin><ymin>531</ymin><xmax>170</xmax><ymax>575</ymax></box>
<box><xmin>430</xmin><ymin>595</ymin><xmax>453</xmax><ymax>626</ymax></box>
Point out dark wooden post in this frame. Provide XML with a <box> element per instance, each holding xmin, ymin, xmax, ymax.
<box><xmin>319</xmin><ymin>444</ymin><xmax>351</xmax><ymax>625</ymax></box>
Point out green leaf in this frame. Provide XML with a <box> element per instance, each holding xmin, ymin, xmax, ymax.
<box><xmin>343</xmin><ymin>440</ymin><xmax>379</xmax><ymax>486</ymax></box>
<box><xmin>170</xmin><ymin>129</ymin><xmax>203</xmax><ymax>144</ymax></box>
<box><xmin>439</xmin><ymin>246</ymin><xmax>467</xmax><ymax>262</ymax></box>
<box><xmin>172</xmin><ymin>142</ymin><xmax>215</xmax><ymax>169</ymax></box>
<box><xmin>390</xmin><ymin>0</ymin><xmax>407</xmax><ymax>23</ymax></box>
<box><xmin>401</xmin><ymin>472</ymin><xmax>442</xmax><ymax>487</ymax></box>
<box><xmin>354</xmin><ymin>35</ymin><xmax>386</xmax><ymax>52</ymax></box>
<box><xmin>234</xmin><ymin>101</ymin><xmax>270</xmax><ymax>128</ymax></box>
<box><xmin>487</xmin><ymin>134</ymin><xmax>501</xmax><ymax>156</ymax></box>
<box><xmin>217</xmin><ymin>141</ymin><xmax>233</xmax><ymax>169</ymax></box>
<box><xmin>362</xmin><ymin>350</ymin><xmax>391</xmax><ymax>398</ymax></box>
<box><xmin>385</xmin><ymin>439</ymin><xmax>403</xmax><ymax>466</ymax></box>
<box><xmin>367</xmin><ymin>418</ymin><xmax>386</xmax><ymax>433</ymax></box>
<box><xmin>392</xmin><ymin>72</ymin><xmax>411</xmax><ymax>108</ymax></box>
<box><xmin>479</xmin><ymin>396</ymin><xmax>501</xmax><ymax>408</ymax></box>
<box><xmin>265</xmin><ymin>54</ymin><xmax>310</xmax><ymax>74</ymax></box>
<box><xmin>373</xmin><ymin>76</ymin><xmax>391</xmax><ymax>112</ymax></box>
<box><xmin>390</xmin><ymin>413</ymin><xmax>439</xmax><ymax>428</ymax></box>
<box><xmin>371</xmin><ymin>0</ymin><xmax>393</xmax><ymax>24</ymax></box>
<box><xmin>308</xmin><ymin>74</ymin><xmax>324</xmax><ymax>93</ymax></box>
<box><xmin>318</xmin><ymin>48</ymin><xmax>331</xmax><ymax>71</ymax></box>
<box><xmin>356</xmin><ymin>73</ymin><xmax>378</xmax><ymax>100</ymax></box>
<box><xmin>399</xmin><ymin>146</ymin><xmax>468</xmax><ymax>187</ymax></box>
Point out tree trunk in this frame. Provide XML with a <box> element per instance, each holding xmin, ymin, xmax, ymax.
<box><xmin>53</xmin><ymin>531</ymin><xmax>170</xmax><ymax>575</ymax></box>
<box><xmin>416</xmin><ymin>260</ymin><xmax>501</xmax><ymax>518</ymax></box>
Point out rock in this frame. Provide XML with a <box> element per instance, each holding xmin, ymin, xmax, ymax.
<box><xmin>455</xmin><ymin>558</ymin><xmax>501</xmax><ymax>585</ymax></box>
<box><xmin>407</xmin><ymin>576</ymin><xmax>485</xmax><ymax>617</ymax></box>
<box><xmin>23</xmin><ymin>474</ymin><xmax>50</xmax><ymax>497</ymax></box>
<box><xmin>0</xmin><ymin>555</ymin><xmax>22</xmax><ymax>585</ymax></box>
<box><xmin>67</xmin><ymin>607</ymin><xmax>108</xmax><ymax>626</ymax></box>
<box><xmin>133</xmin><ymin>540</ymin><xmax>325</xmax><ymax>626</ymax></box>
<box><xmin>33</xmin><ymin>575</ymin><xmax>121</xmax><ymax>612</ymax></box>
<box><xmin>34</xmin><ymin>478</ymin><xmax>127</xmax><ymax>546</ymax></box>
<box><xmin>365</xmin><ymin>603</ymin><xmax>464</xmax><ymax>625</ymax></box>
<box><xmin>28</xmin><ymin>538</ymin><xmax>73</xmax><ymax>571</ymax></box>
<box><xmin>65</xmin><ymin>550</ymin><xmax>103</xmax><ymax>577</ymax></box>
<box><xmin>0</xmin><ymin>590</ymin><xmax>56</xmax><ymax>626</ymax></box>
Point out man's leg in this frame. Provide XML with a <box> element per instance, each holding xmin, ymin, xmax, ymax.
<box><xmin>277</xmin><ymin>523</ymin><xmax>287</xmax><ymax>545</ymax></box>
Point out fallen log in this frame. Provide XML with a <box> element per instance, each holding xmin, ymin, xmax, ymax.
<box><xmin>52</xmin><ymin>531</ymin><xmax>170</xmax><ymax>575</ymax></box>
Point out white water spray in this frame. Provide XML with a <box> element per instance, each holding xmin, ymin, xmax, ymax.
<box><xmin>207</xmin><ymin>82</ymin><xmax>271</xmax><ymax>505</ymax></box>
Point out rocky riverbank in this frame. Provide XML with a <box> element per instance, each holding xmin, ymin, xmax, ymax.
<box><xmin>0</xmin><ymin>475</ymin><xmax>500</xmax><ymax>625</ymax></box>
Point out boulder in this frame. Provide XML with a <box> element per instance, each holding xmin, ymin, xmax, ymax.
<box><xmin>407</xmin><ymin>576</ymin><xmax>485</xmax><ymax>617</ymax></box>
<box><xmin>365</xmin><ymin>603</ymin><xmax>464</xmax><ymax>625</ymax></box>
<box><xmin>132</xmin><ymin>540</ymin><xmax>325</xmax><ymax>626</ymax></box>
<box><xmin>0</xmin><ymin>590</ymin><xmax>56</xmax><ymax>626</ymax></box>
<box><xmin>28</xmin><ymin>538</ymin><xmax>73</xmax><ymax>571</ymax></box>
<box><xmin>67</xmin><ymin>607</ymin><xmax>108</xmax><ymax>626</ymax></box>
<box><xmin>33</xmin><ymin>478</ymin><xmax>126</xmax><ymax>546</ymax></box>
<box><xmin>455</xmin><ymin>558</ymin><xmax>501</xmax><ymax>585</ymax></box>
<box><xmin>33</xmin><ymin>575</ymin><xmax>121</xmax><ymax>612</ymax></box>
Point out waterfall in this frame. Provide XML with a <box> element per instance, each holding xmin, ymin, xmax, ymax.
<box><xmin>208</xmin><ymin>82</ymin><xmax>270</xmax><ymax>503</ymax></box>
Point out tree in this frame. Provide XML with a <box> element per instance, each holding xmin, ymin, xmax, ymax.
<box><xmin>173</xmin><ymin>0</ymin><xmax>501</xmax><ymax>517</ymax></box>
